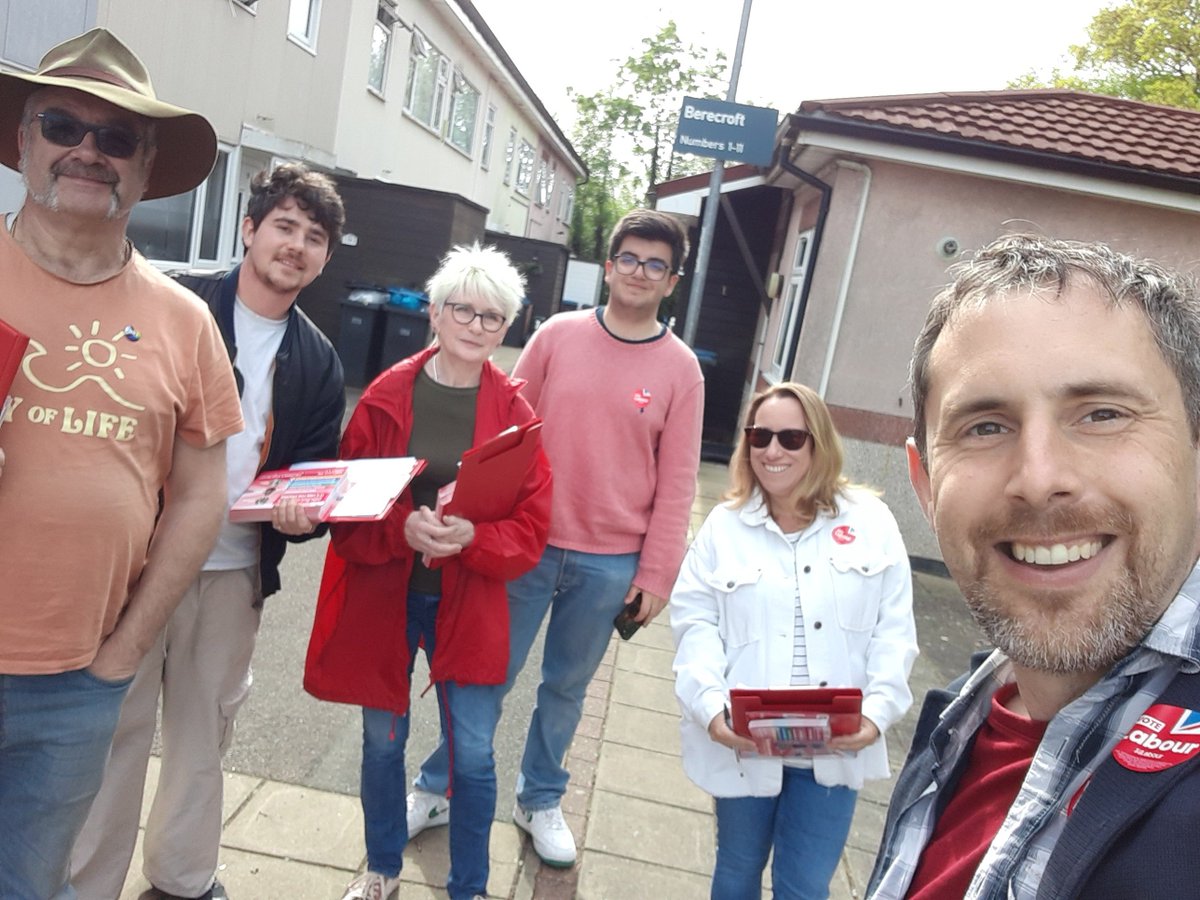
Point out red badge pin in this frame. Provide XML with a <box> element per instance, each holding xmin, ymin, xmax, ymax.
<box><xmin>832</xmin><ymin>525</ymin><xmax>856</xmax><ymax>545</ymax></box>
<box><xmin>1112</xmin><ymin>704</ymin><xmax>1200</xmax><ymax>773</ymax></box>
<box><xmin>632</xmin><ymin>388</ymin><xmax>651</xmax><ymax>412</ymax></box>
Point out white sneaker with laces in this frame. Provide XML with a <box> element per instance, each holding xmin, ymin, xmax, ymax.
<box><xmin>406</xmin><ymin>789</ymin><xmax>450</xmax><ymax>838</ymax></box>
<box><xmin>340</xmin><ymin>870</ymin><xmax>399</xmax><ymax>900</ymax></box>
<box><xmin>512</xmin><ymin>802</ymin><xmax>577</xmax><ymax>867</ymax></box>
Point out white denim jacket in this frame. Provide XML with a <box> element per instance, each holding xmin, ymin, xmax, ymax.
<box><xmin>671</xmin><ymin>488</ymin><xmax>919</xmax><ymax>796</ymax></box>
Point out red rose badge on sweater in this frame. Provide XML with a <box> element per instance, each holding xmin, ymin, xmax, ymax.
<box><xmin>632</xmin><ymin>388</ymin><xmax>651</xmax><ymax>413</ymax></box>
<box><xmin>1112</xmin><ymin>704</ymin><xmax>1200</xmax><ymax>773</ymax></box>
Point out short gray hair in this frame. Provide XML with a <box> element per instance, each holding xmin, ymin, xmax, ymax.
<box><xmin>911</xmin><ymin>233</ymin><xmax>1200</xmax><ymax>461</ymax></box>
<box><xmin>425</xmin><ymin>242</ymin><xmax>526</xmax><ymax>323</ymax></box>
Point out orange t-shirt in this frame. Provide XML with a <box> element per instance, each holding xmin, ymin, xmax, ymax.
<box><xmin>0</xmin><ymin>228</ymin><xmax>243</xmax><ymax>673</ymax></box>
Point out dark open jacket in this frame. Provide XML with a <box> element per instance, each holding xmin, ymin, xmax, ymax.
<box><xmin>175</xmin><ymin>267</ymin><xmax>345</xmax><ymax>597</ymax></box>
<box><xmin>868</xmin><ymin>651</ymin><xmax>1200</xmax><ymax>899</ymax></box>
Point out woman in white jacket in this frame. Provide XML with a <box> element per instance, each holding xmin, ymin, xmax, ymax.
<box><xmin>671</xmin><ymin>382</ymin><xmax>918</xmax><ymax>900</ymax></box>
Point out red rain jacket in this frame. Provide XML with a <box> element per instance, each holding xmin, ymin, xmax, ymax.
<box><xmin>304</xmin><ymin>345</ymin><xmax>552</xmax><ymax>714</ymax></box>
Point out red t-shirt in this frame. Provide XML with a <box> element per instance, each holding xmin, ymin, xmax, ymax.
<box><xmin>905</xmin><ymin>683</ymin><xmax>1048</xmax><ymax>899</ymax></box>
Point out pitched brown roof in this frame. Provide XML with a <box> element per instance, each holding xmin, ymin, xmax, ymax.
<box><xmin>795</xmin><ymin>90</ymin><xmax>1200</xmax><ymax>184</ymax></box>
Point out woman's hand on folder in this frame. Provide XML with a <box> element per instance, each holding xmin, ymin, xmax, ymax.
<box><xmin>708</xmin><ymin>710</ymin><xmax>757</xmax><ymax>753</ymax></box>
<box><xmin>827</xmin><ymin>716</ymin><xmax>880</xmax><ymax>752</ymax></box>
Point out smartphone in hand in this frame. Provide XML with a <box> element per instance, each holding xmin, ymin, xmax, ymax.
<box><xmin>613</xmin><ymin>592</ymin><xmax>643</xmax><ymax>641</ymax></box>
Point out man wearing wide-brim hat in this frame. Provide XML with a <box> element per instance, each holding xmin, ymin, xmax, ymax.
<box><xmin>0</xmin><ymin>27</ymin><xmax>243</xmax><ymax>900</ymax></box>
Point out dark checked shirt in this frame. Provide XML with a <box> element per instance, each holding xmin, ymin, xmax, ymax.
<box><xmin>869</xmin><ymin>566</ymin><xmax>1200</xmax><ymax>900</ymax></box>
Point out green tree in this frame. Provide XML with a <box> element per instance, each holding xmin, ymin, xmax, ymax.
<box><xmin>567</xmin><ymin>21</ymin><xmax>728</xmax><ymax>263</ymax></box>
<box><xmin>1012</xmin><ymin>0</ymin><xmax>1200</xmax><ymax>108</ymax></box>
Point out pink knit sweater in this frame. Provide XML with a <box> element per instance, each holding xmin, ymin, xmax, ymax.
<box><xmin>514</xmin><ymin>309</ymin><xmax>704</xmax><ymax>598</ymax></box>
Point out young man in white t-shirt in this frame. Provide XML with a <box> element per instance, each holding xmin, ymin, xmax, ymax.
<box><xmin>72</xmin><ymin>163</ymin><xmax>347</xmax><ymax>900</ymax></box>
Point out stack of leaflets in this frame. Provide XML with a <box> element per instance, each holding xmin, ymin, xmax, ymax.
<box><xmin>746</xmin><ymin>713</ymin><xmax>838</xmax><ymax>758</ymax></box>
<box><xmin>229</xmin><ymin>465</ymin><xmax>349</xmax><ymax>523</ymax></box>
<box><xmin>229</xmin><ymin>457</ymin><xmax>425</xmax><ymax>524</ymax></box>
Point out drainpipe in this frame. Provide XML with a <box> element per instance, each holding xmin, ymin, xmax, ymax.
<box><xmin>816</xmin><ymin>159</ymin><xmax>872</xmax><ymax>398</ymax></box>
<box><xmin>765</xmin><ymin>114</ymin><xmax>832</xmax><ymax>385</ymax></box>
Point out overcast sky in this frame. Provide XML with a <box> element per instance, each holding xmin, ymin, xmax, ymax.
<box><xmin>471</xmin><ymin>0</ymin><xmax>1114</xmax><ymax>126</ymax></box>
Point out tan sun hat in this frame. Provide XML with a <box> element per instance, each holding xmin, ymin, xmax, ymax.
<box><xmin>0</xmin><ymin>27</ymin><xmax>217</xmax><ymax>200</ymax></box>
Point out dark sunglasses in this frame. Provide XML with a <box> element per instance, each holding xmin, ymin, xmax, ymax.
<box><xmin>35</xmin><ymin>110</ymin><xmax>142</xmax><ymax>159</ymax></box>
<box><xmin>744</xmin><ymin>426</ymin><xmax>812</xmax><ymax>451</ymax></box>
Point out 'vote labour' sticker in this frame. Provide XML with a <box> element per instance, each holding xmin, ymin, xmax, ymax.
<box><xmin>1112</xmin><ymin>704</ymin><xmax>1200</xmax><ymax>773</ymax></box>
<box><xmin>832</xmin><ymin>525</ymin><xmax>856</xmax><ymax>545</ymax></box>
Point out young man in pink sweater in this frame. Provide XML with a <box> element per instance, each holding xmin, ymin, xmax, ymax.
<box><xmin>409</xmin><ymin>209</ymin><xmax>705</xmax><ymax>866</ymax></box>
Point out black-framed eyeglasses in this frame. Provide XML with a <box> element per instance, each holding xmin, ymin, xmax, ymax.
<box><xmin>611</xmin><ymin>252</ymin><xmax>672</xmax><ymax>281</ymax></box>
<box><xmin>447</xmin><ymin>302</ymin><xmax>507</xmax><ymax>333</ymax></box>
<box><xmin>744</xmin><ymin>426</ymin><xmax>812</xmax><ymax>451</ymax></box>
<box><xmin>34</xmin><ymin>110</ymin><xmax>142</xmax><ymax>159</ymax></box>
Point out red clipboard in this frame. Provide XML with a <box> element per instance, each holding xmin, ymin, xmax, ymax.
<box><xmin>729</xmin><ymin>687</ymin><xmax>862</xmax><ymax>740</ymax></box>
<box><xmin>438</xmin><ymin>418</ymin><xmax>542</xmax><ymax>523</ymax></box>
<box><xmin>0</xmin><ymin>316</ymin><xmax>29</xmax><ymax>396</ymax></box>
<box><xmin>0</xmin><ymin>317</ymin><xmax>29</xmax><ymax>429</ymax></box>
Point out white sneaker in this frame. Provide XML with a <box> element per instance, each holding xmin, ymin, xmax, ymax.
<box><xmin>512</xmin><ymin>802</ymin><xmax>577</xmax><ymax>867</ymax></box>
<box><xmin>406</xmin><ymin>789</ymin><xmax>450</xmax><ymax>838</ymax></box>
<box><xmin>340</xmin><ymin>870</ymin><xmax>399</xmax><ymax>900</ymax></box>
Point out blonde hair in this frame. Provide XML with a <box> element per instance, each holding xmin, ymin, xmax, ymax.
<box><xmin>726</xmin><ymin>382</ymin><xmax>851</xmax><ymax>520</ymax></box>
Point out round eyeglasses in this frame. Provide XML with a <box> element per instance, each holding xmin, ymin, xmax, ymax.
<box><xmin>611</xmin><ymin>252</ymin><xmax>672</xmax><ymax>281</ymax></box>
<box><xmin>446</xmin><ymin>302</ymin><xmax>507</xmax><ymax>333</ymax></box>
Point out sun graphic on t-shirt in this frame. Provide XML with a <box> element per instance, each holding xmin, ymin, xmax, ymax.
<box><xmin>63</xmin><ymin>320</ymin><xmax>137</xmax><ymax>380</ymax></box>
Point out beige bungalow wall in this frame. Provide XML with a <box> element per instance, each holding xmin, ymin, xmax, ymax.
<box><xmin>772</xmin><ymin>157</ymin><xmax>1200</xmax><ymax>559</ymax></box>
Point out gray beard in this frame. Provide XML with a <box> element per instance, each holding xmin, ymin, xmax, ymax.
<box><xmin>962</xmin><ymin>564</ymin><xmax>1160</xmax><ymax>674</ymax></box>
<box><xmin>20</xmin><ymin>144</ymin><xmax>122</xmax><ymax>220</ymax></box>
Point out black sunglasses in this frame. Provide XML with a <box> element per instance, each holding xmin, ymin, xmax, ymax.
<box><xmin>744</xmin><ymin>426</ymin><xmax>812</xmax><ymax>451</ymax></box>
<box><xmin>35</xmin><ymin>110</ymin><xmax>142</xmax><ymax>159</ymax></box>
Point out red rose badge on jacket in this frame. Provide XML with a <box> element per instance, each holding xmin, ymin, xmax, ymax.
<box><xmin>832</xmin><ymin>525</ymin><xmax>856</xmax><ymax>545</ymax></box>
<box><xmin>1112</xmin><ymin>704</ymin><xmax>1200</xmax><ymax>773</ymax></box>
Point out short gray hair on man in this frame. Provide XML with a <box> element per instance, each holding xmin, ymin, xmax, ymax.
<box><xmin>910</xmin><ymin>233</ymin><xmax>1200</xmax><ymax>462</ymax></box>
<box><xmin>424</xmin><ymin>242</ymin><xmax>526</xmax><ymax>323</ymax></box>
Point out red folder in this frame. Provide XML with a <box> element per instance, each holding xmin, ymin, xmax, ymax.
<box><xmin>438</xmin><ymin>418</ymin><xmax>542</xmax><ymax>523</ymax></box>
<box><xmin>0</xmin><ymin>316</ymin><xmax>29</xmax><ymax>398</ymax></box>
<box><xmin>729</xmin><ymin>687</ymin><xmax>863</xmax><ymax>739</ymax></box>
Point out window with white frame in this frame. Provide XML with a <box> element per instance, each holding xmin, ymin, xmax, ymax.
<box><xmin>288</xmin><ymin>0</ymin><xmax>321</xmax><ymax>48</ymax></box>
<box><xmin>771</xmin><ymin>229</ymin><xmax>814</xmax><ymax>377</ymax></box>
<box><xmin>368</xmin><ymin>4</ymin><xmax>397</xmax><ymax>94</ymax></box>
<box><xmin>128</xmin><ymin>149</ymin><xmax>233</xmax><ymax>266</ymax></box>
<box><xmin>405</xmin><ymin>30</ymin><xmax>450</xmax><ymax>130</ymax></box>
<box><xmin>480</xmin><ymin>105</ymin><xmax>497</xmax><ymax>170</ymax></box>
<box><xmin>503</xmin><ymin>128</ymin><xmax>516</xmax><ymax>185</ymax></box>
<box><xmin>515</xmin><ymin>140</ymin><xmax>535</xmax><ymax>196</ymax></box>
<box><xmin>558</xmin><ymin>184</ymin><xmax>574</xmax><ymax>222</ymax></box>
<box><xmin>532</xmin><ymin>157</ymin><xmax>548</xmax><ymax>206</ymax></box>
<box><xmin>446</xmin><ymin>69</ymin><xmax>479</xmax><ymax>154</ymax></box>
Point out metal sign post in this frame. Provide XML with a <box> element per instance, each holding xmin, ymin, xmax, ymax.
<box><xmin>680</xmin><ymin>0</ymin><xmax>764</xmax><ymax>349</ymax></box>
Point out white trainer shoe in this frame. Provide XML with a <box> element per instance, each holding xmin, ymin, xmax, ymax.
<box><xmin>340</xmin><ymin>870</ymin><xmax>399</xmax><ymax>900</ymax></box>
<box><xmin>406</xmin><ymin>789</ymin><xmax>450</xmax><ymax>838</ymax></box>
<box><xmin>512</xmin><ymin>802</ymin><xmax>577</xmax><ymax>867</ymax></box>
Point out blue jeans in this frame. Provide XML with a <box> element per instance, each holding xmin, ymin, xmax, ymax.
<box><xmin>711</xmin><ymin>767</ymin><xmax>858</xmax><ymax>900</ymax></box>
<box><xmin>360</xmin><ymin>591</ymin><xmax>502</xmax><ymax>900</ymax></box>
<box><xmin>0</xmin><ymin>668</ymin><xmax>132</xmax><ymax>900</ymax></box>
<box><xmin>417</xmin><ymin>547</ymin><xmax>638</xmax><ymax>810</ymax></box>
